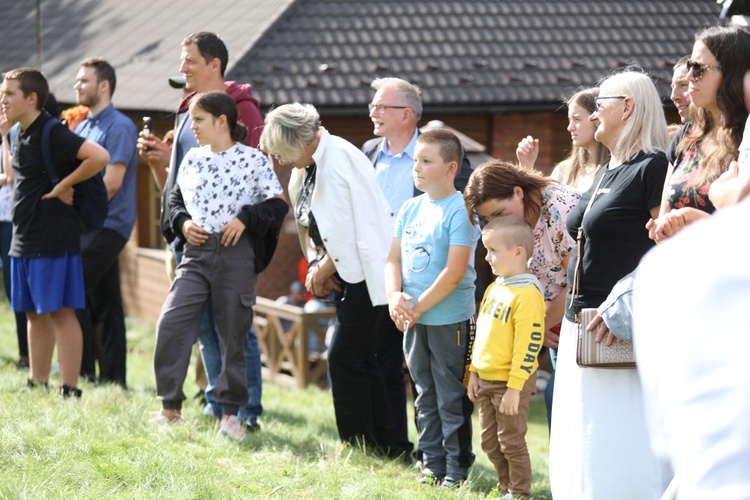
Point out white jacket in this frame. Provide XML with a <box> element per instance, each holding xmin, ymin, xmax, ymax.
<box><xmin>289</xmin><ymin>129</ymin><xmax>394</xmax><ymax>305</ymax></box>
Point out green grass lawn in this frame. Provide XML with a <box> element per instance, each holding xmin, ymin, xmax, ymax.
<box><xmin>0</xmin><ymin>302</ymin><xmax>551</xmax><ymax>498</ymax></box>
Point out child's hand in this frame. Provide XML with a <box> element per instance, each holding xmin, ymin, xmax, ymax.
<box><xmin>182</xmin><ymin>219</ymin><xmax>209</xmax><ymax>247</ymax></box>
<box><xmin>220</xmin><ymin>217</ymin><xmax>246</xmax><ymax>247</ymax></box>
<box><xmin>42</xmin><ymin>183</ymin><xmax>74</xmax><ymax>205</ymax></box>
<box><xmin>467</xmin><ymin>372</ymin><xmax>480</xmax><ymax>403</ymax></box>
<box><xmin>387</xmin><ymin>291</ymin><xmax>415</xmax><ymax>331</ymax></box>
<box><xmin>499</xmin><ymin>388</ymin><xmax>520</xmax><ymax>415</ymax></box>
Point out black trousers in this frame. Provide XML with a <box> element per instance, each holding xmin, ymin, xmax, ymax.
<box><xmin>376</xmin><ymin>311</ymin><xmax>414</xmax><ymax>457</ymax></box>
<box><xmin>327</xmin><ymin>280</ymin><xmax>396</xmax><ymax>454</ymax></box>
<box><xmin>77</xmin><ymin>228</ymin><xmax>128</xmax><ymax>386</ymax></box>
<box><xmin>0</xmin><ymin>221</ymin><xmax>27</xmax><ymax>359</ymax></box>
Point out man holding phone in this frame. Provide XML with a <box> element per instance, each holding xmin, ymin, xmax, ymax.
<box><xmin>138</xmin><ymin>32</ymin><xmax>268</xmax><ymax>432</ymax></box>
<box><xmin>73</xmin><ymin>57</ymin><xmax>138</xmax><ymax>387</ymax></box>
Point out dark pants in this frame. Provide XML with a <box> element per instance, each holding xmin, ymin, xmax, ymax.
<box><xmin>154</xmin><ymin>235</ymin><xmax>255</xmax><ymax>415</ymax></box>
<box><xmin>376</xmin><ymin>312</ymin><xmax>414</xmax><ymax>457</ymax></box>
<box><xmin>327</xmin><ymin>280</ymin><xmax>396</xmax><ymax>454</ymax></box>
<box><xmin>76</xmin><ymin>228</ymin><xmax>128</xmax><ymax>385</ymax></box>
<box><xmin>0</xmin><ymin>221</ymin><xmax>28</xmax><ymax>359</ymax></box>
<box><xmin>404</xmin><ymin>321</ymin><xmax>475</xmax><ymax>480</ymax></box>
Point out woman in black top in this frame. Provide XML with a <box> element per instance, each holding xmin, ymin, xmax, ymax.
<box><xmin>549</xmin><ymin>71</ymin><xmax>671</xmax><ymax>499</ymax></box>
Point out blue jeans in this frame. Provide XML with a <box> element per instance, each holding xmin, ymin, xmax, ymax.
<box><xmin>172</xmin><ymin>244</ymin><xmax>262</xmax><ymax>424</ymax></box>
<box><xmin>200</xmin><ymin>319</ymin><xmax>263</xmax><ymax>424</ymax></box>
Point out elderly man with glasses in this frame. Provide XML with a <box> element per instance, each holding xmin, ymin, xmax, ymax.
<box><xmin>361</xmin><ymin>77</ymin><xmax>474</xmax><ymax>464</ymax></box>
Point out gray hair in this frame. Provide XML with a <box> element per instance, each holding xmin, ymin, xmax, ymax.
<box><xmin>599</xmin><ymin>70</ymin><xmax>669</xmax><ymax>160</ymax></box>
<box><xmin>260</xmin><ymin>103</ymin><xmax>321</xmax><ymax>163</ymax></box>
<box><xmin>371</xmin><ymin>77</ymin><xmax>423</xmax><ymax>120</ymax></box>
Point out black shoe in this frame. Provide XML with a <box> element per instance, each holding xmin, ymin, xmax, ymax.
<box><xmin>60</xmin><ymin>385</ymin><xmax>82</xmax><ymax>398</ymax></box>
<box><xmin>399</xmin><ymin>451</ymin><xmax>414</xmax><ymax>466</ymax></box>
<box><xmin>19</xmin><ymin>379</ymin><xmax>49</xmax><ymax>393</ymax></box>
<box><xmin>194</xmin><ymin>389</ymin><xmax>207</xmax><ymax>407</ymax></box>
<box><xmin>244</xmin><ymin>421</ymin><xmax>261</xmax><ymax>433</ymax></box>
<box><xmin>16</xmin><ymin>359</ymin><xmax>29</xmax><ymax>370</ymax></box>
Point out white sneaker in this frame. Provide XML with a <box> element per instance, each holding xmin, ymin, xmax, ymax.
<box><xmin>219</xmin><ymin>415</ymin><xmax>245</xmax><ymax>438</ymax></box>
<box><xmin>148</xmin><ymin>409</ymin><xmax>185</xmax><ymax>425</ymax></box>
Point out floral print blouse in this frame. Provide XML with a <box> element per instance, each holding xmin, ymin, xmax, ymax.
<box><xmin>530</xmin><ymin>183</ymin><xmax>581</xmax><ymax>301</ymax></box>
<box><xmin>666</xmin><ymin>143</ymin><xmax>716</xmax><ymax>214</ymax></box>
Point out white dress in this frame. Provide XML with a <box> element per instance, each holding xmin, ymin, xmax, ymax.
<box><xmin>549</xmin><ymin>317</ymin><xmax>671</xmax><ymax>499</ymax></box>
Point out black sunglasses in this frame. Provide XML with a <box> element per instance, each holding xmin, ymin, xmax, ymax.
<box><xmin>686</xmin><ymin>59</ymin><xmax>721</xmax><ymax>81</ymax></box>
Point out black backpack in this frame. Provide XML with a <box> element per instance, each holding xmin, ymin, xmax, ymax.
<box><xmin>40</xmin><ymin>118</ymin><xmax>108</xmax><ymax>232</ymax></box>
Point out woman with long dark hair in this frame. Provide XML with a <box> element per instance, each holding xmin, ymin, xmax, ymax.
<box><xmin>649</xmin><ymin>26</ymin><xmax>750</xmax><ymax>241</ymax></box>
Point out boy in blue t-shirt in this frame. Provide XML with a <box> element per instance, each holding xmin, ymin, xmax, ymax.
<box><xmin>385</xmin><ymin>129</ymin><xmax>478</xmax><ymax>488</ymax></box>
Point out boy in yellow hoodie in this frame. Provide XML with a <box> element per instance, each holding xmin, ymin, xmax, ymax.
<box><xmin>468</xmin><ymin>215</ymin><xmax>545</xmax><ymax>500</ymax></box>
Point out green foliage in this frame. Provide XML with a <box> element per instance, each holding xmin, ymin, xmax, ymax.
<box><xmin>0</xmin><ymin>303</ymin><xmax>550</xmax><ymax>498</ymax></box>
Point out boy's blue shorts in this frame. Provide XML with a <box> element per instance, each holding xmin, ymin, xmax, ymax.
<box><xmin>10</xmin><ymin>253</ymin><xmax>85</xmax><ymax>314</ymax></box>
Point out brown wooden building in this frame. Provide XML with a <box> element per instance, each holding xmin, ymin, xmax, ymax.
<box><xmin>1</xmin><ymin>0</ymin><xmax>718</xmax><ymax>322</ymax></box>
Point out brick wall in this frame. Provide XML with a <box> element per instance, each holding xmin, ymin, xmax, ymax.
<box><xmin>122</xmin><ymin>107</ymin><xmax>682</xmax><ymax>321</ymax></box>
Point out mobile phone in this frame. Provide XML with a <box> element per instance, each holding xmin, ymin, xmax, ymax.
<box><xmin>142</xmin><ymin>116</ymin><xmax>152</xmax><ymax>151</ymax></box>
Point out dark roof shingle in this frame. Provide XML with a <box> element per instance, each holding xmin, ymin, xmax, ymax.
<box><xmin>228</xmin><ymin>0</ymin><xmax>720</xmax><ymax>111</ymax></box>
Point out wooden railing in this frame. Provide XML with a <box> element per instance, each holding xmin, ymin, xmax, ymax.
<box><xmin>253</xmin><ymin>297</ymin><xmax>336</xmax><ymax>388</ymax></box>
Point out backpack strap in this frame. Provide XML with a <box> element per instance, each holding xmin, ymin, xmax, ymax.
<box><xmin>41</xmin><ymin>117</ymin><xmax>61</xmax><ymax>184</ymax></box>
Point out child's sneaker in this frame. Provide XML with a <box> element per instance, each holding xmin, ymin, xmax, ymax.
<box><xmin>417</xmin><ymin>468</ymin><xmax>443</xmax><ymax>486</ymax></box>
<box><xmin>501</xmin><ymin>493</ymin><xmax>532</xmax><ymax>500</ymax></box>
<box><xmin>441</xmin><ymin>476</ymin><xmax>465</xmax><ymax>489</ymax></box>
<box><xmin>149</xmin><ymin>409</ymin><xmax>185</xmax><ymax>425</ymax></box>
<box><xmin>219</xmin><ymin>415</ymin><xmax>245</xmax><ymax>438</ymax></box>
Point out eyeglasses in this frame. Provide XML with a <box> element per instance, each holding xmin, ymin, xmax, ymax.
<box><xmin>368</xmin><ymin>103</ymin><xmax>409</xmax><ymax>114</ymax></box>
<box><xmin>685</xmin><ymin>59</ymin><xmax>721</xmax><ymax>81</ymax></box>
<box><xmin>594</xmin><ymin>95</ymin><xmax>627</xmax><ymax>111</ymax></box>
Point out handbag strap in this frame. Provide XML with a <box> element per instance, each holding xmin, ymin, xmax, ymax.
<box><xmin>569</xmin><ymin>172</ymin><xmax>607</xmax><ymax>312</ymax></box>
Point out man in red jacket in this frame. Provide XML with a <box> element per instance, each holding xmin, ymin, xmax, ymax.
<box><xmin>139</xmin><ymin>31</ymin><xmax>273</xmax><ymax>431</ymax></box>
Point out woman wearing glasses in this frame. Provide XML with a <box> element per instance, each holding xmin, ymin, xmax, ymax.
<box><xmin>648</xmin><ymin>26</ymin><xmax>750</xmax><ymax>242</ymax></box>
<box><xmin>548</xmin><ymin>70</ymin><xmax>671</xmax><ymax>498</ymax></box>
<box><xmin>259</xmin><ymin>103</ymin><xmax>397</xmax><ymax>454</ymax></box>
<box><xmin>513</xmin><ymin>87</ymin><xmax>609</xmax><ymax>428</ymax></box>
